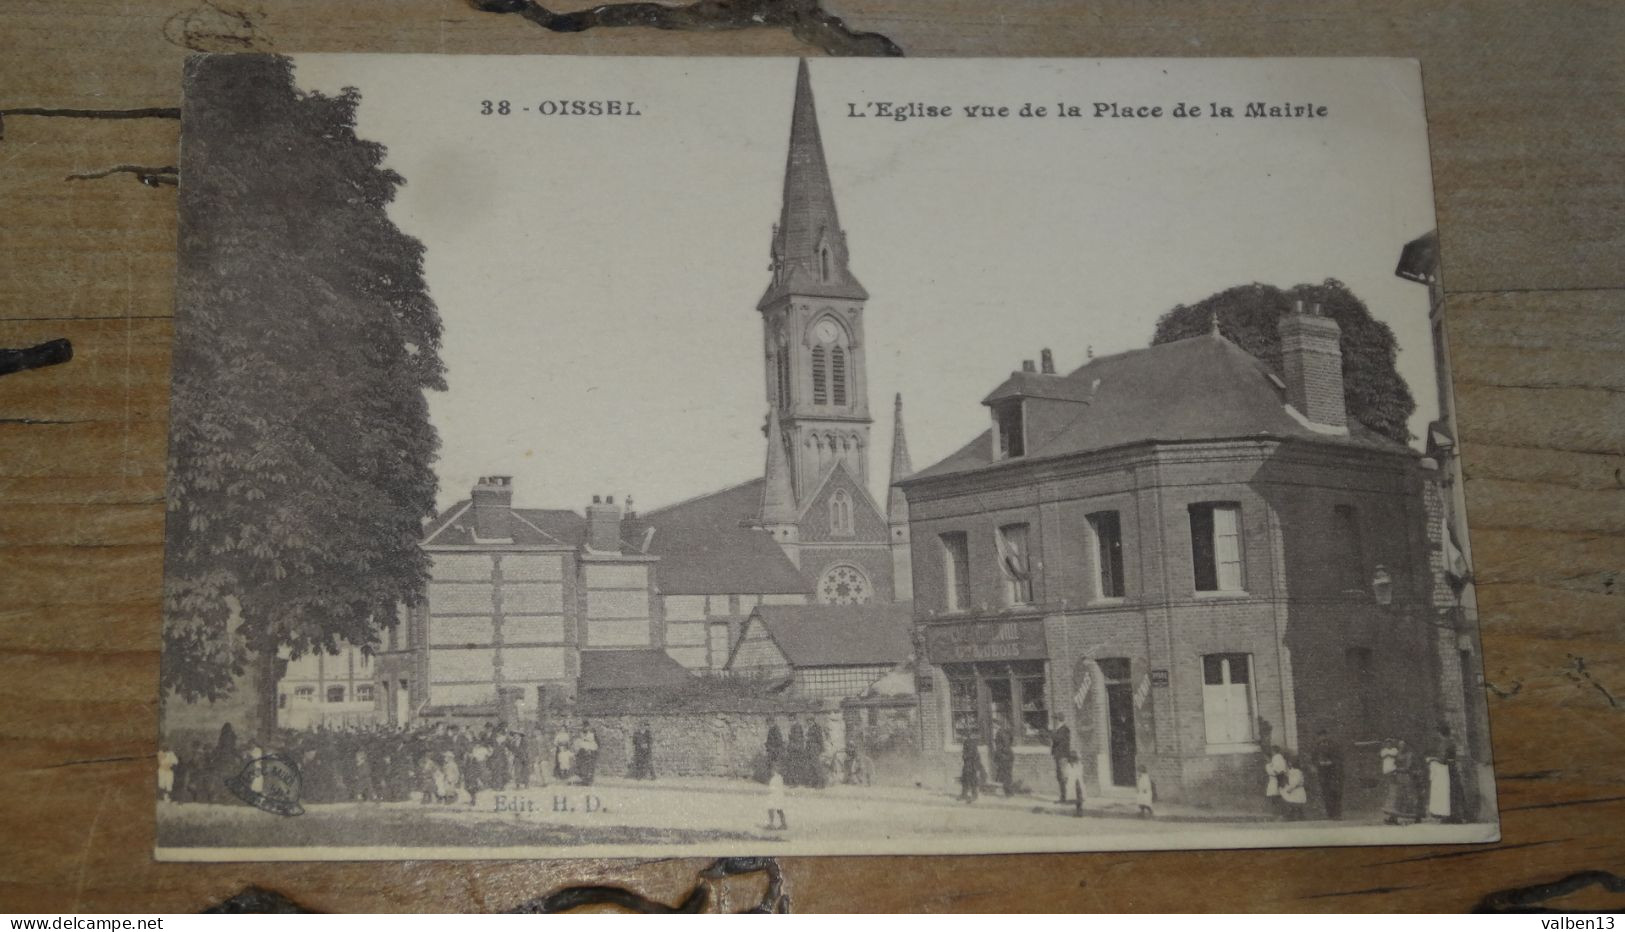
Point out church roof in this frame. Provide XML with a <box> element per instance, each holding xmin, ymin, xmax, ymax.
<box><xmin>907</xmin><ymin>332</ymin><xmax>1411</xmax><ymax>484</ymax></box>
<box><xmin>641</xmin><ymin>478</ymin><xmax>813</xmax><ymax>595</ymax></box>
<box><xmin>744</xmin><ymin>602</ymin><xmax>915</xmax><ymax>669</ymax></box>
<box><xmin>578</xmin><ymin>649</ymin><xmax>696</xmax><ymax>692</ymax></box>
<box><xmin>757</xmin><ymin>60</ymin><xmax>868</xmax><ymax>309</ymax></box>
<box><xmin>422</xmin><ymin>500</ymin><xmax>585</xmax><ymax>548</ymax></box>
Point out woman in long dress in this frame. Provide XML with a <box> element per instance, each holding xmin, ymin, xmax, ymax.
<box><xmin>1382</xmin><ymin>738</ymin><xmax>1418</xmax><ymax>824</ymax></box>
<box><xmin>1263</xmin><ymin>745</ymin><xmax>1288</xmax><ymax>819</ymax></box>
<box><xmin>1427</xmin><ymin>725</ymin><xmax>1464</xmax><ymax>823</ymax></box>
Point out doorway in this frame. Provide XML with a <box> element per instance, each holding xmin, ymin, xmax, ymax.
<box><xmin>1099</xmin><ymin>658</ymin><xmax>1136</xmax><ymax>788</ymax></box>
<box><xmin>395</xmin><ymin>679</ymin><xmax>410</xmax><ymax>725</ymax></box>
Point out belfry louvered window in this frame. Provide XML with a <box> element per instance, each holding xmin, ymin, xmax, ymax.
<box><xmin>811</xmin><ymin>345</ymin><xmax>828</xmax><ymax>404</ymax></box>
<box><xmin>831</xmin><ymin>346</ymin><xmax>847</xmax><ymax>406</ymax></box>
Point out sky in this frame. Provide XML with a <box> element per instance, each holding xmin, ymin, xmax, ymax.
<box><xmin>291</xmin><ymin>56</ymin><xmax>1443</xmax><ymax>515</ymax></box>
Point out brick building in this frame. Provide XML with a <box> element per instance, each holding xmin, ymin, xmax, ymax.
<box><xmin>899</xmin><ymin>309</ymin><xmax>1457</xmax><ymax>809</ymax></box>
<box><xmin>370</xmin><ymin>477</ymin><xmax>686</xmax><ymax>725</ymax></box>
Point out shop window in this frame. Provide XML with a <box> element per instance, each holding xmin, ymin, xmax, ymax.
<box><xmin>948</xmin><ymin>672</ymin><xmax>979</xmax><ymax>745</ymax></box>
<box><xmin>1190</xmin><ymin>502</ymin><xmax>1244</xmax><ymax>592</ymax></box>
<box><xmin>1202</xmin><ymin>653</ymin><xmax>1256</xmax><ymax>749</ymax></box>
<box><xmin>940</xmin><ymin>532</ymin><xmax>970</xmax><ymax>612</ymax></box>
<box><xmin>945</xmin><ymin>661</ymin><xmax>1049</xmax><ymax>748</ymax></box>
<box><xmin>1088</xmin><ymin>510</ymin><xmax>1125</xmax><ymax>599</ymax></box>
<box><xmin>1018</xmin><ymin>671</ymin><xmax>1048</xmax><ymax>741</ymax></box>
<box><xmin>293</xmin><ymin>686</ymin><xmax>315</xmax><ymax>702</ymax></box>
<box><xmin>355</xmin><ymin>683</ymin><xmax>375</xmax><ymax>703</ymax></box>
<box><xmin>996</xmin><ymin>523</ymin><xmax>1033</xmax><ymax>605</ymax></box>
<box><xmin>326</xmin><ymin>685</ymin><xmax>346</xmax><ymax>703</ymax></box>
<box><xmin>277</xmin><ymin>693</ymin><xmax>288</xmax><ymax>710</ymax></box>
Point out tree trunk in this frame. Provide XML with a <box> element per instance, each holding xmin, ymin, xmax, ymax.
<box><xmin>251</xmin><ymin>632</ymin><xmax>282</xmax><ymax>740</ymax></box>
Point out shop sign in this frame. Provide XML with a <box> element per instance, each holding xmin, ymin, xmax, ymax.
<box><xmin>924</xmin><ymin>618</ymin><xmax>1047</xmax><ymax>663</ymax></box>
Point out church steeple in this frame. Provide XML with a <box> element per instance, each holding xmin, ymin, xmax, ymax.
<box><xmin>887</xmin><ymin>393</ymin><xmax>914</xmax><ymax>601</ymax></box>
<box><xmin>887</xmin><ymin>393</ymin><xmax>913</xmax><ymax>525</ymax></box>
<box><xmin>760</xmin><ymin>405</ymin><xmax>798</xmax><ymax>529</ymax></box>
<box><xmin>758</xmin><ymin>59</ymin><xmax>867</xmax><ymax>310</ymax></box>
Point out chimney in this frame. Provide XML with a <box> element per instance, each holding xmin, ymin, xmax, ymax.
<box><xmin>1278</xmin><ymin>301</ymin><xmax>1347</xmax><ymax>429</ymax></box>
<box><xmin>1021</xmin><ymin>359</ymin><xmax>1036</xmax><ymax>373</ymax></box>
<box><xmin>586</xmin><ymin>494</ymin><xmax>623</xmax><ymax>552</ymax></box>
<box><xmin>1040</xmin><ymin>348</ymin><xmax>1055</xmax><ymax>374</ymax></box>
<box><xmin>471</xmin><ymin>476</ymin><xmax>514</xmax><ymax>540</ymax></box>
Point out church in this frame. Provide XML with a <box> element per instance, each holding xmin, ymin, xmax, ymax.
<box><xmin>283</xmin><ymin>61</ymin><xmax>921</xmax><ymax>728</ymax></box>
<box><xmin>637</xmin><ymin>59</ymin><xmax>916</xmax><ymax>671</ymax></box>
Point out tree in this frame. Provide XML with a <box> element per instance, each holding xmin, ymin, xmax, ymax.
<box><xmin>163</xmin><ymin>55</ymin><xmax>446</xmax><ymax>735</ymax></box>
<box><xmin>1151</xmin><ymin>280</ymin><xmax>1416</xmax><ymax>445</ymax></box>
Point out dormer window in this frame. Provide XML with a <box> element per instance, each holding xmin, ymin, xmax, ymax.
<box><xmin>994</xmin><ymin>401</ymin><xmax>1025</xmax><ymax>459</ymax></box>
<box><xmin>821</xmin><ymin>247</ymin><xmax>831</xmax><ymax>281</ymax></box>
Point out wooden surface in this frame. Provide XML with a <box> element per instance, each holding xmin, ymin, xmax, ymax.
<box><xmin>2</xmin><ymin>0</ymin><xmax>1622</xmax><ymax>913</ymax></box>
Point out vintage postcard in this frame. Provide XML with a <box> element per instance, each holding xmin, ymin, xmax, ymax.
<box><xmin>156</xmin><ymin>54</ymin><xmax>1498</xmax><ymax>860</ymax></box>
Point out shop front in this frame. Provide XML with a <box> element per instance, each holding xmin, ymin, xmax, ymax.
<box><xmin>922</xmin><ymin>617</ymin><xmax>1057</xmax><ymax>793</ymax></box>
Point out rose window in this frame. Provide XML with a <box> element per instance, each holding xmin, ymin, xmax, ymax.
<box><xmin>819</xmin><ymin>564</ymin><xmax>871</xmax><ymax>605</ymax></box>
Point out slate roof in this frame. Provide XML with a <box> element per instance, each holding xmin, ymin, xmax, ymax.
<box><xmin>906</xmin><ymin>332</ymin><xmax>1411</xmax><ymax>484</ymax></box>
<box><xmin>757</xmin><ymin>60</ymin><xmax>868</xmax><ymax>309</ymax></box>
<box><xmin>578</xmin><ymin>649</ymin><xmax>696</xmax><ymax>691</ymax></box>
<box><xmin>641</xmin><ymin>478</ymin><xmax>813</xmax><ymax>595</ymax></box>
<box><xmin>745</xmin><ymin>602</ymin><xmax>914</xmax><ymax>668</ymax></box>
<box><xmin>422</xmin><ymin>500</ymin><xmax>586</xmax><ymax>547</ymax></box>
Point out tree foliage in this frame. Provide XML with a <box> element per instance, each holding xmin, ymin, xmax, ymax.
<box><xmin>1151</xmin><ymin>279</ymin><xmax>1416</xmax><ymax>444</ymax></box>
<box><xmin>163</xmin><ymin>55</ymin><xmax>445</xmax><ymax>723</ymax></box>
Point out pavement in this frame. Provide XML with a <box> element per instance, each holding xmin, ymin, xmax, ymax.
<box><xmin>156</xmin><ymin>774</ymin><xmax>1501</xmax><ymax>857</ymax></box>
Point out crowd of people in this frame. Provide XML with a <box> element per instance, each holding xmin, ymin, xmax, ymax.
<box><xmin>1262</xmin><ymin>724</ymin><xmax>1469</xmax><ymax>824</ymax></box>
<box><xmin>158</xmin><ymin>718</ymin><xmax>649</xmax><ymax>808</ymax></box>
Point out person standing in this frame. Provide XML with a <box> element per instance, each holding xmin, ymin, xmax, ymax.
<box><xmin>805</xmin><ymin>718</ymin><xmax>827</xmax><ymax>789</ymax></box>
<box><xmin>513</xmin><ymin>730</ymin><xmax>533</xmax><ymax>789</ymax></box>
<box><xmin>1049</xmin><ymin>717</ymin><xmax>1073</xmax><ymax>803</ymax></box>
<box><xmin>766</xmin><ymin>762</ymin><xmax>788</xmax><ymax>831</ymax></box>
<box><xmin>157</xmin><ymin>746</ymin><xmax>178</xmax><ymax>802</ymax></box>
<box><xmin>553</xmin><ymin>723</ymin><xmax>573</xmax><ymax>781</ymax></box>
<box><xmin>631</xmin><ymin>722</ymin><xmax>655</xmax><ymax>780</ymax></box>
<box><xmin>991</xmin><ymin>724</ymin><xmax>1015</xmax><ymax>797</ymax></box>
<box><xmin>1380</xmin><ymin>737</ymin><xmax>1418</xmax><ymax>825</ymax></box>
<box><xmin>959</xmin><ymin>733</ymin><xmax>985</xmax><ymax>803</ymax></box>
<box><xmin>785</xmin><ymin>717</ymin><xmax>806</xmax><ymax>788</ymax></box>
<box><xmin>1427</xmin><ymin>725</ymin><xmax>1463</xmax><ymax>824</ymax></box>
<box><xmin>464</xmin><ymin>739</ymin><xmax>489</xmax><ymax>807</ymax></box>
<box><xmin>575</xmin><ymin>721</ymin><xmax>599</xmax><ymax>786</ymax></box>
<box><xmin>763</xmin><ymin>717</ymin><xmax>784</xmax><ymax>783</ymax></box>
<box><xmin>1313</xmin><ymin>729</ymin><xmax>1345</xmax><ymax>820</ymax></box>
<box><xmin>1263</xmin><ymin>744</ymin><xmax>1288</xmax><ymax>819</ymax></box>
<box><xmin>1135</xmin><ymin>763</ymin><xmax>1155</xmax><ymax>819</ymax></box>
<box><xmin>1280</xmin><ymin>756</ymin><xmax>1308</xmax><ymax>820</ymax></box>
<box><xmin>1064</xmin><ymin>753</ymin><xmax>1087</xmax><ymax>817</ymax></box>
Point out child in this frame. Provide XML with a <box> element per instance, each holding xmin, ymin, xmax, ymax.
<box><xmin>1280</xmin><ymin>756</ymin><xmax>1308</xmax><ymax>821</ymax></box>
<box><xmin>766</xmin><ymin>763</ymin><xmax>788</xmax><ymax>831</ymax></box>
<box><xmin>1063</xmin><ymin>752</ymin><xmax>1086</xmax><ymax>817</ymax></box>
<box><xmin>1135</xmin><ymin>763</ymin><xmax>1155</xmax><ymax>818</ymax></box>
